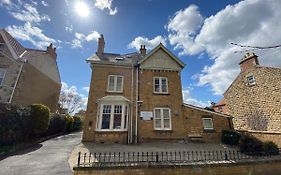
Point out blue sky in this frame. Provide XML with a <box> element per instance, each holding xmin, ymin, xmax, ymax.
<box><xmin>1</xmin><ymin>0</ymin><xmax>281</xmax><ymax>108</ymax></box>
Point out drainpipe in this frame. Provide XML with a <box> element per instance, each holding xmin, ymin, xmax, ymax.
<box><xmin>135</xmin><ymin>65</ymin><xmax>139</xmax><ymax>144</ymax></box>
<box><xmin>129</xmin><ymin>63</ymin><xmax>134</xmax><ymax>144</ymax></box>
<box><xmin>9</xmin><ymin>60</ymin><xmax>25</xmax><ymax>103</ymax></box>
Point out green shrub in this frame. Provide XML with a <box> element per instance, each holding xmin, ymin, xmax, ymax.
<box><xmin>46</xmin><ymin>113</ymin><xmax>66</xmax><ymax>135</ymax></box>
<box><xmin>221</xmin><ymin>130</ymin><xmax>241</xmax><ymax>145</ymax></box>
<box><xmin>262</xmin><ymin>141</ymin><xmax>279</xmax><ymax>155</ymax></box>
<box><xmin>28</xmin><ymin>104</ymin><xmax>50</xmax><ymax>137</ymax></box>
<box><xmin>72</xmin><ymin>116</ymin><xmax>83</xmax><ymax>131</ymax></box>
<box><xmin>65</xmin><ymin>115</ymin><xmax>74</xmax><ymax>132</ymax></box>
<box><xmin>239</xmin><ymin>133</ymin><xmax>263</xmax><ymax>154</ymax></box>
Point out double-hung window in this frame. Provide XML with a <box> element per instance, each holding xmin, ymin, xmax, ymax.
<box><xmin>202</xmin><ymin>118</ymin><xmax>214</xmax><ymax>130</ymax></box>
<box><xmin>107</xmin><ymin>75</ymin><xmax>123</xmax><ymax>92</ymax></box>
<box><xmin>154</xmin><ymin>108</ymin><xmax>171</xmax><ymax>130</ymax></box>
<box><xmin>98</xmin><ymin>104</ymin><xmax>128</xmax><ymax>131</ymax></box>
<box><xmin>0</xmin><ymin>68</ymin><xmax>6</xmax><ymax>86</ymax></box>
<box><xmin>154</xmin><ymin>77</ymin><xmax>168</xmax><ymax>94</ymax></box>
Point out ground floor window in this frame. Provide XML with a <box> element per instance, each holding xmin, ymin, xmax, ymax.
<box><xmin>97</xmin><ymin>104</ymin><xmax>128</xmax><ymax>131</ymax></box>
<box><xmin>202</xmin><ymin>118</ymin><xmax>214</xmax><ymax>130</ymax></box>
<box><xmin>154</xmin><ymin>108</ymin><xmax>171</xmax><ymax>130</ymax></box>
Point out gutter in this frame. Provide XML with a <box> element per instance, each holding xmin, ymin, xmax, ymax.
<box><xmin>129</xmin><ymin>63</ymin><xmax>134</xmax><ymax>144</ymax></box>
<box><xmin>135</xmin><ymin>65</ymin><xmax>139</xmax><ymax>144</ymax></box>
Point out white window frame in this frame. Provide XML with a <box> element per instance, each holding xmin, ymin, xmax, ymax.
<box><xmin>202</xmin><ymin>118</ymin><xmax>214</xmax><ymax>130</ymax></box>
<box><xmin>107</xmin><ymin>75</ymin><xmax>124</xmax><ymax>93</ymax></box>
<box><xmin>246</xmin><ymin>75</ymin><xmax>256</xmax><ymax>86</ymax></box>
<box><xmin>0</xmin><ymin>68</ymin><xmax>7</xmax><ymax>86</ymax></box>
<box><xmin>96</xmin><ymin>102</ymin><xmax>128</xmax><ymax>131</ymax></box>
<box><xmin>153</xmin><ymin>108</ymin><xmax>172</xmax><ymax>130</ymax></box>
<box><xmin>153</xmin><ymin>77</ymin><xmax>168</xmax><ymax>94</ymax></box>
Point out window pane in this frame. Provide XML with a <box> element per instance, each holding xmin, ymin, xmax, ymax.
<box><xmin>163</xmin><ymin>109</ymin><xmax>170</xmax><ymax>119</ymax></box>
<box><xmin>155</xmin><ymin>119</ymin><xmax>161</xmax><ymax>128</ymax></box>
<box><xmin>203</xmin><ymin>119</ymin><xmax>213</xmax><ymax>129</ymax></box>
<box><xmin>161</xmin><ymin>78</ymin><xmax>167</xmax><ymax>92</ymax></box>
<box><xmin>124</xmin><ymin>106</ymin><xmax>128</xmax><ymax>129</ymax></box>
<box><xmin>154</xmin><ymin>78</ymin><xmax>160</xmax><ymax>92</ymax></box>
<box><xmin>113</xmin><ymin>105</ymin><xmax>122</xmax><ymax>129</ymax></box>
<box><xmin>164</xmin><ymin>119</ymin><xmax>170</xmax><ymax>128</ymax></box>
<box><xmin>101</xmin><ymin>114</ymin><xmax>110</xmax><ymax>129</ymax></box>
<box><xmin>108</xmin><ymin>76</ymin><xmax>115</xmax><ymax>91</ymax></box>
<box><xmin>116</xmin><ymin>76</ymin><xmax>123</xmax><ymax>92</ymax></box>
<box><xmin>0</xmin><ymin>69</ymin><xmax>5</xmax><ymax>77</ymax></box>
<box><xmin>154</xmin><ymin>109</ymin><xmax>161</xmax><ymax>119</ymax></box>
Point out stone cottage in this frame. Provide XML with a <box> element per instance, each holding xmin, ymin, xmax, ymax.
<box><xmin>213</xmin><ymin>52</ymin><xmax>281</xmax><ymax>145</ymax></box>
<box><xmin>0</xmin><ymin>29</ymin><xmax>61</xmax><ymax>112</ymax></box>
<box><xmin>83</xmin><ymin>35</ymin><xmax>233</xmax><ymax>144</ymax></box>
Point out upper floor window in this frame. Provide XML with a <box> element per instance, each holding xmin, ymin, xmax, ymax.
<box><xmin>154</xmin><ymin>108</ymin><xmax>171</xmax><ymax>130</ymax></box>
<box><xmin>246</xmin><ymin>75</ymin><xmax>256</xmax><ymax>86</ymax></box>
<box><xmin>97</xmin><ymin>104</ymin><xmax>128</xmax><ymax>131</ymax></box>
<box><xmin>202</xmin><ymin>118</ymin><xmax>214</xmax><ymax>130</ymax></box>
<box><xmin>154</xmin><ymin>77</ymin><xmax>168</xmax><ymax>94</ymax></box>
<box><xmin>0</xmin><ymin>68</ymin><xmax>6</xmax><ymax>86</ymax></box>
<box><xmin>107</xmin><ymin>75</ymin><xmax>123</xmax><ymax>93</ymax></box>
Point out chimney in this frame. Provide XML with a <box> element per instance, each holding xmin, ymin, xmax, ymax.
<box><xmin>47</xmin><ymin>43</ymin><xmax>57</xmax><ymax>60</ymax></box>
<box><xmin>239</xmin><ymin>52</ymin><xmax>259</xmax><ymax>72</ymax></box>
<box><xmin>140</xmin><ymin>45</ymin><xmax>146</xmax><ymax>56</ymax></box>
<box><xmin>97</xmin><ymin>34</ymin><xmax>105</xmax><ymax>56</ymax></box>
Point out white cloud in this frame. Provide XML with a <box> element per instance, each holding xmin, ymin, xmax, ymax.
<box><xmin>167</xmin><ymin>0</ymin><xmax>281</xmax><ymax>95</ymax></box>
<box><xmin>6</xmin><ymin>22</ymin><xmax>56</xmax><ymax>49</ymax></box>
<box><xmin>41</xmin><ymin>1</ymin><xmax>48</xmax><ymax>7</ymax></box>
<box><xmin>0</xmin><ymin>0</ymin><xmax>11</xmax><ymax>5</ymax></box>
<box><xmin>82</xmin><ymin>86</ymin><xmax>90</xmax><ymax>92</ymax></box>
<box><xmin>65</xmin><ymin>25</ymin><xmax>73</xmax><ymax>32</ymax></box>
<box><xmin>9</xmin><ymin>3</ymin><xmax>50</xmax><ymax>23</ymax></box>
<box><xmin>94</xmin><ymin>0</ymin><xmax>117</xmax><ymax>15</ymax></box>
<box><xmin>182</xmin><ymin>88</ymin><xmax>209</xmax><ymax>108</ymax></box>
<box><xmin>128</xmin><ymin>36</ymin><xmax>166</xmax><ymax>50</ymax></box>
<box><xmin>167</xmin><ymin>4</ymin><xmax>204</xmax><ymax>55</ymax></box>
<box><xmin>72</xmin><ymin>31</ymin><xmax>100</xmax><ymax>48</ymax></box>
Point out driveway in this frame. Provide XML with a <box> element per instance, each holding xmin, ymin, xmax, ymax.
<box><xmin>0</xmin><ymin>132</ymin><xmax>82</xmax><ymax>175</ymax></box>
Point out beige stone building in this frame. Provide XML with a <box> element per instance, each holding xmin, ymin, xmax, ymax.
<box><xmin>83</xmin><ymin>35</ymin><xmax>233</xmax><ymax>144</ymax></box>
<box><xmin>0</xmin><ymin>29</ymin><xmax>61</xmax><ymax>112</ymax></box>
<box><xmin>214</xmin><ymin>53</ymin><xmax>281</xmax><ymax>146</ymax></box>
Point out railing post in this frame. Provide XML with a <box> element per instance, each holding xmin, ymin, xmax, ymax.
<box><xmin>225</xmin><ymin>151</ymin><xmax>228</xmax><ymax>160</ymax></box>
<box><xmin>156</xmin><ymin>152</ymin><xmax>159</xmax><ymax>162</ymax></box>
<box><xmin>78</xmin><ymin>152</ymin><xmax>81</xmax><ymax>166</ymax></box>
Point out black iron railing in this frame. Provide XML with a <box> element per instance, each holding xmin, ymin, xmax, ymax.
<box><xmin>77</xmin><ymin>149</ymin><xmax>281</xmax><ymax>167</ymax></box>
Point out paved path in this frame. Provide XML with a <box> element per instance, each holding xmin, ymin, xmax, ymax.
<box><xmin>0</xmin><ymin>132</ymin><xmax>82</xmax><ymax>175</ymax></box>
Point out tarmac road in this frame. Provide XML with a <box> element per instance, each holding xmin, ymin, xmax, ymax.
<box><xmin>0</xmin><ymin>132</ymin><xmax>82</xmax><ymax>175</ymax></box>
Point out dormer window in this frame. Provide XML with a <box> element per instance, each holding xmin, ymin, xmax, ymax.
<box><xmin>247</xmin><ymin>75</ymin><xmax>256</xmax><ymax>86</ymax></box>
<box><xmin>107</xmin><ymin>75</ymin><xmax>123</xmax><ymax>93</ymax></box>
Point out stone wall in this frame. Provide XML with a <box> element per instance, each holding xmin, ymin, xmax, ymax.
<box><xmin>0</xmin><ymin>45</ymin><xmax>21</xmax><ymax>103</ymax></box>
<box><xmin>224</xmin><ymin>66</ymin><xmax>281</xmax><ymax>132</ymax></box>
<box><xmin>73</xmin><ymin>161</ymin><xmax>281</xmax><ymax>175</ymax></box>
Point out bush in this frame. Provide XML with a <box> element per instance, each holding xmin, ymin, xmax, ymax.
<box><xmin>262</xmin><ymin>141</ymin><xmax>279</xmax><ymax>155</ymax></box>
<box><xmin>72</xmin><ymin>116</ymin><xmax>83</xmax><ymax>131</ymax></box>
<box><xmin>28</xmin><ymin>104</ymin><xmax>50</xmax><ymax>137</ymax></box>
<box><xmin>65</xmin><ymin>115</ymin><xmax>74</xmax><ymax>132</ymax></box>
<box><xmin>46</xmin><ymin>113</ymin><xmax>66</xmax><ymax>135</ymax></box>
<box><xmin>239</xmin><ymin>134</ymin><xmax>263</xmax><ymax>154</ymax></box>
<box><xmin>221</xmin><ymin>130</ymin><xmax>241</xmax><ymax>145</ymax></box>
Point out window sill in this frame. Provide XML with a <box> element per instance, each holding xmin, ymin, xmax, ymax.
<box><xmin>154</xmin><ymin>129</ymin><xmax>173</xmax><ymax>132</ymax></box>
<box><xmin>107</xmin><ymin>91</ymin><xmax>124</xmax><ymax>94</ymax></box>
<box><xmin>95</xmin><ymin>129</ymin><xmax>127</xmax><ymax>133</ymax></box>
<box><xmin>203</xmin><ymin>129</ymin><xmax>216</xmax><ymax>133</ymax></box>
<box><xmin>153</xmin><ymin>92</ymin><xmax>170</xmax><ymax>95</ymax></box>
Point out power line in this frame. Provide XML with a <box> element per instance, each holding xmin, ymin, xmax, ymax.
<box><xmin>230</xmin><ymin>42</ymin><xmax>281</xmax><ymax>50</ymax></box>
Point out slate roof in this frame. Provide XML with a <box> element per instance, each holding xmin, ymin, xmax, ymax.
<box><xmin>0</xmin><ymin>29</ymin><xmax>47</xmax><ymax>60</ymax></box>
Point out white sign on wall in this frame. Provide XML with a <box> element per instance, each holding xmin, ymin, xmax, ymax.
<box><xmin>140</xmin><ymin>111</ymin><xmax>153</xmax><ymax>120</ymax></box>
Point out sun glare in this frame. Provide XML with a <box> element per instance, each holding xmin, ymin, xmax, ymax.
<box><xmin>75</xmin><ymin>1</ymin><xmax>90</xmax><ymax>17</ymax></box>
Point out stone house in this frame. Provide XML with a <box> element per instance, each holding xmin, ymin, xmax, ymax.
<box><xmin>0</xmin><ymin>29</ymin><xmax>61</xmax><ymax>112</ymax></box>
<box><xmin>213</xmin><ymin>52</ymin><xmax>281</xmax><ymax>146</ymax></box>
<box><xmin>83</xmin><ymin>35</ymin><xmax>233</xmax><ymax>144</ymax></box>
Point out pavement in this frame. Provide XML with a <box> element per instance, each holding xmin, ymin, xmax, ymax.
<box><xmin>0</xmin><ymin>132</ymin><xmax>82</xmax><ymax>175</ymax></box>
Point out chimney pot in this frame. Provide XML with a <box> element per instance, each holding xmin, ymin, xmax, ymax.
<box><xmin>97</xmin><ymin>34</ymin><xmax>105</xmax><ymax>56</ymax></box>
<box><xmin>140</xmin><ymin>44</ymin><xmax>146</xmax><ymax>56</ymax></box>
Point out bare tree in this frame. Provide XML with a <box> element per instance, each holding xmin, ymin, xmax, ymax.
<box><xmin>58</xmin><ymin>84</ymin><xmax>85</xmax><ymax>115</ymax></box>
